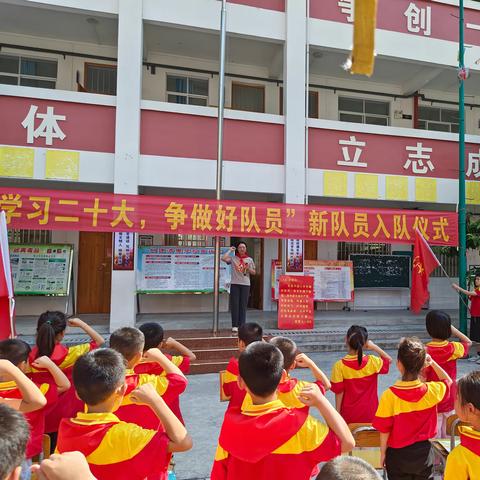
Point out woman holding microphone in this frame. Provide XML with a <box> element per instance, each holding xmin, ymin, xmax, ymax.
<box><xmin>221</xmin><ymin>241</ymin><xmax>256</xmax><ymax>332</ymax></box>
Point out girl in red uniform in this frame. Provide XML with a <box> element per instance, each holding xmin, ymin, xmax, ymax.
<box><xmin>453</xmin><ymin>275</ymin><xmax>480</xmax><ymax>363</ymax></box>
<box><xmin>330</xmin><ymin>325</ymin><xmax>392</xmax><ymax>424</ymax></box>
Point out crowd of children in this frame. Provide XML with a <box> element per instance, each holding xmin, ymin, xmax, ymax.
<box><xmin>0</xmin><ymin>309</ymin><xmax>479</xmax><ymax>480</ymax></box>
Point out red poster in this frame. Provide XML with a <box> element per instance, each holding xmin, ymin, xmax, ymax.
<box><xmin>278</xmin><ymin>275</ymin><xmax>314</xmax><ymax>330</ymax></box>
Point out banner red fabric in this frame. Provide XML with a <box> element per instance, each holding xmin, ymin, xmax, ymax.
<box><xmin>278</xmin><ymin>275</ymin><xmax>314</xmax><ymax>330</ymax></box>
<box><xmin>0</xmin><ymin>187</ymin><xmax>457</xmax><ymax>245</ymax></box>
<box><xmin>410</xmin><ymin>231</ymin><xmax>441</xmax><ymax>313</ymax></box>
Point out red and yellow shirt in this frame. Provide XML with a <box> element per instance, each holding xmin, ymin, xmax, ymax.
<box><xmin>222</xmin><ymin>357</ymin><xmax>247</xmax><ymax>411</ymax></box>
<box><xmin>425</xmin><ymin>340</ymin><xmax>469</xmax><ymax>413</ymax></box>
<box><xmin>444</xmin><ymin>426</ymin><xmax>480</xmax><ymax>480</ymax></box>
<box><xmin>0</xmin><ymin>379</ymin><xmax>57</xmax><ymax>458</ymax></box>
<box><xmin>114</xmin><ymin>370</ymin><xmax>187</xmax><ymax>430</ymax></box>
<box><xmin>470</xmin><ymin>288</ymin><xmax>480</xmax><ymax>316</ymax></box>
<box><xmin>277</xmin><ymin>376</ymin><xmax>326</xmax><ymax>410</ymax></box>
<box><xmin>57</xmin><ymin>412</ymin><xmax>170</xmax><ymax>480</ymax></box>
<box><xmin>330</xmin><ymin>354</ymin><xmax>390</xmax><ymax>424</ymax></box>
<box><xmin>134</xmin><ymin>354</ymin><xmax>190</xmax><ymax>376</ymax></box>
<box><xmin>372</xmin><ymin>379</ymin><xmax>447</xmax><ymax>448</ymax></box>
<box><xmin>211</xmin><ymin>399</ymin><xmax>341</xmax><ymax>480</ymax></box>
<box><xmin>28</xmin><ymin>341</ymin><xmax>98</xmax><ymax>433</ymax></box>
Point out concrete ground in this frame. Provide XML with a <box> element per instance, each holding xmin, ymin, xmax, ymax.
<box><xmin>175</xmin><ymin>350</ymin><xmax>480</xmax><ymax>480</ymax></box>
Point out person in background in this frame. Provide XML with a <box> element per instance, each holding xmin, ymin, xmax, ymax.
<box><xmin>424</xmin><ymin>309</ymin><xmax>472</xmax><ymax>438</ymax></box>
<box><xmin>444</xmin><ymin>371</ymin><xmax>480</xmax><ymax>480</ymax></box>
<box><xmin>330</xmin><ymin>325</ymin><xmax>392</xmax><ymax>424</ymax></box>
<box><xmin>316</xmin><ymin>456</ymin><xmax>382</xmax><ymax>480</ymax></box>
<box><xmin>221</xmin><ymin>242</ymin><xmax>255</xmax><ymax>333</ymax></box>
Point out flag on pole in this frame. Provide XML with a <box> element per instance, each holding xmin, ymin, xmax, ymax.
<box><xmin>410</xmin><ymin>229</ymin><xmax>441</xmax><ymax>313</ymax></box>
<box><xmin>351</xmin><ymin>0</ymin><xmax>378</xmax><ymax>76</ymax></box>
<box><xmin>0</xmin><ymin>211</ymin><xmax>15</xmax><ymax>338</ymax></box>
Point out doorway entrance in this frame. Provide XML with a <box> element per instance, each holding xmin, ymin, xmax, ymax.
<box><xmin>77</xmin><ymin>232</ymin><xmax>112</xmax><ymax>314</ymax></box>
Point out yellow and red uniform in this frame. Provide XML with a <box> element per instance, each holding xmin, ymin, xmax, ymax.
<box><xmin>28</xmin><ymin>341</ymin><xmax>98</xmax><ymax>432</ymax></box>
<box><xmin>372</xmin><ymin>379</ymin><xmax>447</xmax><ymax>448</ymax></box>
<box><xmin>444</xmin><ymin>426</ymin><xmax>480</xmax><ymax>480</ymax></box>
<box><xmin>425</xmin><ymin>340</ymin><xmax>469</xmax><ymax>413</ymax></box>
<box><xmin>134</xmin><ymin>354</ymin><xmax>191</xmax><ymax>376</ymax></box>
<box><xmin>222</xmin><ymin>357</ymin><xmax>247</xmax><ymax>411</ymax></box>
<box><xmin>277</xmin><ymin>375</ymin><xmax>326</xmax><ymax>409</ymax></box>
<box><xmin>0</xmin><ymin>379</ymin><xmax>57</xmax><ymax>459</ymax></box>
<box><xmin>57</xmin><ymin>412</ymin><xmax>171</xmax><ymax>480</ymax></box>
<box><xmin>114</xmin><ymin>370</ymin><xmax>187</xmax><ymax>429</ymax></box>
<box><xmin>211</xmin><ymin>400</ymin><xmax>340</xmax><ymax>480</ymax></box>
<box><xmin>330</xmin><ymin>354</ymin><xmax>390</xmax><ymax>424</ymax></box>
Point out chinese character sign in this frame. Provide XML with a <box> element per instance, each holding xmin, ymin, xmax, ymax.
<box><xmin>113</xmin><ymin>232</ymin><xmax>135</xmax><ymax>271</ymax></box>
<box><xmin>286</xmin><ymin>239</ymin><xmax>304</xmax><ymax>273</ymax></box>
<box><xmin>0</xmin><ymin>187</ymin><xmax>458</xmax><ymax>246</ymax></box>
<box><xmin>278</xmin><ymin>275</ymin><xmax>314</xmax><ymax>330</ymax></box>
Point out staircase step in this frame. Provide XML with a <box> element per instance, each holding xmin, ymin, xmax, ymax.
<box><xmin>190</xmin><ymin>361</ymin><xmax>229</xmax><ymax>375</ymax></box>
<box><xmin>193</xmin><ymin>348</ymin><xmax>237</xmax><ymax>361</ymax></box>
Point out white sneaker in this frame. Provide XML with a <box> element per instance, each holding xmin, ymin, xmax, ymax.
<box><xmin>232</xmin><ymin>327</ymin><xmax>238</xmax><ymax>333</ymax></box>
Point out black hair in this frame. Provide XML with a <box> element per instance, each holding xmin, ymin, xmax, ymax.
<box><xmin>235</xmin><ymin>241</ymin><xmax>247</xmax><ymax>249</ymax></box>
<box><xmin>72</xmin><ymin>349</ymin><xmax>126</xmax><ymax>406</ymax></box>
<box><xmin>474</xmin><ymin>275</ymin><xmax>480</xmax><ymax>287</ymax></box>
<box><xmin>36</xmin><ymin>311</ymin><xmax>67</xmax><ymax>358</ymax></box>
<box><xmin>238</xmin><ymin>342</ymin><xmax>283</xmax><ymax>397</ymax></box>
<box><xmin>316</xmin><ymin>456</ymin><xmax>381</xmax><ymax>480</ymax></box>
<box><xmin>425</xmin><ymin>310</ymin><xmax>452</xmax><ymax>341</ymax></box>
<box><xmin>0</xmin><ymin>339</ymin><xmax>31</xmax><ymax>366</ymax></box>
<box><xmin>269</xmin><ymin>336</ymin><xmax>297</xmax><ymax>370</ymax></box>
<box><xmin>238</xmin><ymin>322</ymin><xmax>263</xmax><ymax>346</ymax></box>
<box><xmin>138</xmin><ymin>322</ymin><xmax>164</xmax><ymax>352</ymax></box>
<box><xmin>397</xmin><ymin>337</ymin><xmax>426</xmax><ymax>379</ymax></box>
<box><xmin>346</xmin><ymin>325</ymin><xmax>368</xmax><ymax>366</ymax></box>
<box><xmin>457</xmin><ymin>371</ymin><xmax>480</xmax><ymax>410</ymax></box>
<box><xmin>109</xmin><ymin>327</ymin><xmax>145</xmax><ymax>362</ymax></box>
<box><xmin>0</xmin><ymin>404</ymin><xmax>30</xmax><ymax>479</ymax></box>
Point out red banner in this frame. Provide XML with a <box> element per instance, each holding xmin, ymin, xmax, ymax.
<box><xmin>278</xmin><ymin>275</ymin><xmax>314</xmax><ymax>330</ymax></box>
<box><xmin>0</xmin><ymin>187</ymin><xmax>458</xmax><ymax>245</ymax></box>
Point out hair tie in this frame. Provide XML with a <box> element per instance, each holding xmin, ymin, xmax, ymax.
<box><xmin>46</xmin><ymin>320</ymin><xmax>52</xmax><ymax>325</ymax></box>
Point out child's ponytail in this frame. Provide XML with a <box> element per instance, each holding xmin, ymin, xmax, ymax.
<box><xmin>346</xmin><ymin>325</ymin><xmax>368</xmax><ymax>366</ymax></box>
<box><xmin>36</xmin><ymin>311</ymin><xmax>67</xmax><ymax>358</ymax></box>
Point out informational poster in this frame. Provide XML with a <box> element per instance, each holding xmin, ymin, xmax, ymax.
<box><xmin>136</xmin><ymin>246</ymin><xmax>231</xmax><ymax>293</ymax></box>
<box><xmin>286</xmin><ymin>239</ymin><xmax>303</xmax><ymax>273</ymax></box>
<box><xmin>113</xmin><ymin>232</ymin><xmax>135</xmax><ymax>271</ymax></box>
<box><xmin>9</xmin><ymin>244</ymin><xmax>73</xmax><ymax>295</ymax></box>
<box><xmin>304</xmin><ymin>260</ymin><xmax>354</xmax><ymax>302</ymax></box>
<box><xmin>271</xmin><ymin>260</ymin><xmax>282</xmax><ymax>300</ymax></box>
<box><xmin>278</xmin><ymin>275</ymin><xmax>314</xmax><ymax>330</ymax></box>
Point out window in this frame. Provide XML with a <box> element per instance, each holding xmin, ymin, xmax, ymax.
<box><xmin>417</xmin><ymin>106</ymin><xmax>459</xmax><ymax>133</ymax></box>
<box><xmin>85</xmin><ymin>63</ymin><xmax>117</xmax><ymax>95</ymax></box>
<box><xmin>8</xmin><ymin>229</ymin><xmax>52</xmax><ymax>244</ymax></box>
<box><xmin>338</xmin><ymin>97</ymin><xmax>390</xmax><ymax>126</ymax></box>
<box><xmin>279</xmin><ymin>88</ymin><xmax>319</xmax><ymax>118</ymax></box>
<box><xmin>165</xmin><ymin>235</ymin><xmax>225</xmax><ymax>247</ymax></box>
<box><xmin>337</xmin><ymin>242</ymin><xmax>391</xmax><ymax>260</ymax></box>
<box><xmin>232</xmin><ymin>83</ymin><xmax>265</xmax><ymax>113</ymax></box>
<box><xmin>166</xmin><ymin>75</ymin><xmax>208</xmax><ymax>106</ymax></box>
<box><xmin>431</xmin><ymin>247</ymin><xmax>458</xmax><ymax>277</ymax></box>
<box><xmin>0</xmin><ymin>54</ymin><xmax>57</xmax><ymax>89</ymax></box>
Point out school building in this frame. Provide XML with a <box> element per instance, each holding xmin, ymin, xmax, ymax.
<box><xmin>1</xmin><ymin>0</ymin><xmax>480</xmax><ymax>332</ymax></box>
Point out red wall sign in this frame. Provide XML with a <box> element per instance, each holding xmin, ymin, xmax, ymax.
<box><xmin>278</xmin><ymin>275</ymin><xmax>314</xmax><ymax>330</ymax></box>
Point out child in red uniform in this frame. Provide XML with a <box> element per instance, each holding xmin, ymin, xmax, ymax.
<box><xmin>109</xmin><ymin>327</ymin><xmax>187</xmax><ymax>429</ymax></box>
<box><xmin>269</xmin><ymin>336</ymin><xmax>330</xmax><ymax>408</ymax></box>
<box><xmin>373</xmin><ymin>337</ymin><xmax>452</xmax><ymax>480</ymax></box>
<box><xmin>444</xmin><ymin>371</ymin><xmax>480</xmax><ymax>480</ymax></box>
<box><xmin>424</xmin><ymin>309</ymin><xmax>472</xmax><ymax>437</ymax></box>
<box><xmin>57</xmin><ymin>348</ymin><xmax>192</xmax><ymax>480</ymax></box>
<box><xmin>211</xmin><ymin>342</ymin><xmax>355</xmax><ymax>480</ymax></box>
<box><xmin>136</xmin><ymin>322</ymin><xmax>196</xmax><ymax>376</ymax></box>
<box><xmin>28</xmin><ymin>311</ymin><xmax>105</xmax><ymax>437</ymax></box>
<box><xmin>0</xmin><ymin>340</ymin><xmax>70</xmax><ymax>479</ymax></box>
<box><xmin>330</xmin><ymin>325</ymin><xmax>392</xmax><ymax>424</ymax></box>
<box><xmin>453</xmin><ymin>276</ymin><xmax>480</xmax><ymax>363</ymax></box>
<box><xmin>222</xmin><ymin>322</ymin><xmax>263</xmax><ymax>411</ymax></box>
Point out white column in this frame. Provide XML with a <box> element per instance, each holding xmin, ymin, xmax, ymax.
<box><xmin>110</xmin><ymin>0</ymin><xmax>143</xmax><ymax>331</ymax></box>
<box><xmin>284</xmin><ymin>0</ymin><xmax>307</xmax><ymax>204</ymax></box>
<box><xmin>262</xmin><ymin>238</ymin><xmax>279</xmax><ymax>311</ymax></box>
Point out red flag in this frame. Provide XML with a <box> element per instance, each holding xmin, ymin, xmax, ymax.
<box><xmin>410</xmin><ymin>230</ymin><xmax>441</xmax><ymax>313</ymax></box>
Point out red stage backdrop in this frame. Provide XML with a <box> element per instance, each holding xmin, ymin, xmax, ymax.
<box><xmin>0</xmin><ymin>187</ymin><xmax>457</xmax><ymax>245</ymax></box>
<box><xmin>278</xmin><ymin>275</ymin><xmax>314</xmax><ymax>330</ymax></box>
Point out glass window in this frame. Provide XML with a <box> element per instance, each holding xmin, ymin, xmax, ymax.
<box><xmin>365</xmin><ymin>100</ymin><xmax>389</xmax><ymax>116</ymax></box>
<box><xmin>20</xmin><ymin>78</ymin><xmax>56</xmax><ymax>89</ymax></box>
<box><xmin>21</xmin><ymin>58</ymin><xmax>57</xmax><ymax>78</ymax></box>
<box><xmin>339</xmin><ymin>113</ymin><xmax>363</xmax><ymax>123</ymax></box>
<box><xmin>418</xmin><ymin>106</ymin><xmax>459</xmax><ymax>133</ymax></box>
<box><xmin>167</xmin><ymin>75</ymin><xmax>209</xmax><ymax>106</ymax></box>
<box><xmin>441</xmin><ymin>109</ymin><xmax>459</xmax><ymax>123</ymax></box>
<box><xmin>428</xmin><ymin>122</ymin><xmax>450</xmax><ymax>132</ymax></box>
<box><xmin>0</xmin><ymin>75</ymin><xmax>17</xmax><ymax>85</ymax></box>
<box><xmin>339</xmin><ymin>97</ymin><xmax>363</xmax><ymax>113</ymax></box>
<box><xmin>0</xmin><ymin>55</ymin><xmax>19</xmax><ymax>74</ymax></box>
<box><xmin>339</xmin><ymin>97</ymin><xmax>389</xmax><ymax>125</ymax></box>
<box><xmin>0</xmin><ymin>53</ymin><xmax>57</xmax><ymax>89</ymax></box>
<box><xmin>189</xmin><ymin>78</ymin><xmax>208</xmax><ymax>96</ymax></box>
<box><xmin>366</xmin><ymin>116</ymin><xmax>388</xmax><ymax>126</ymax></box>
<box><xmin>85</xmin><ymin>64</ymin><xmax>117</xmax><ymax>95</ymax></box>
<box><xmin>418</xmin><ymin>106</ymin><xmax>440</xmax><ymax>121</ymax></box>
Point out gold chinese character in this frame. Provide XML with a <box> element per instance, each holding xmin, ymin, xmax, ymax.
<box><xmin>165</xmin><ymin>202</ymin><xmax>187</xmax><ymax>231</ymax></box>
<box><xmin>111</xmin><ymin>199</ymin><xmax>134</xmax><ymax>228</ymax></box>
<box><xmin>0</xmin><ymin>194</ymin><xmax>22</xmax><ymax>224</ymax></box>
<box><xmin>84</xmin><ymin>198</ymin><xmax>108</xmax><ymax>227</ymax></box>
<box><xmin>55</xmin><ymin>199</ymin><xmax>79</xmax><ymax>223</ymax></box>
<box><xmin>373</xmin><ymin>214</ymin><xmax>391</xmax><ymax>239</ymax></box>
<box><xmin>393</xmin><ymin>214</ymin><xmax>411</xmax><ymax>240</ymax></box>
<box><xmin>27</xmin><ymin>196</ymin><xmax>50</xmax><ymax>225</ymax></box>
<box><xmin>265</xmin><ymin>208</ymin><xmax>283</xmax><ymax>234</ymax></box>
<box><xmin>216</xmin><ymin>205</ymin><xmax>237</xmax><ymax>232</ymax></box>
<box><xmin>353</xmin><ymin>213</ymin><xmax>369</xmax><ymax>238</ymax></box>
<box><xmin>432</xmin><ymin>217</ymin><xmax>450</xmax><ymax>242</ymax></box>
<box><xmin>191</xmin><ymin>204</ymin><xmax>213</xmax><ymax>231</ymax></box>
<box><xmin>309</xmin><ymin>210</ymin><xmax>328</xmax><ymax>237</ymax></box>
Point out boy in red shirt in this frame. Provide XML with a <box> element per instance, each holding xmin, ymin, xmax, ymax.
<box><xmin>57</xmin><ymin>348</ymin><xmax>192</xmax><ymax>480</ymax></box>
<box><xmin>211</xmin><ymin>342</ymin><xmax>355</xmax><ymax>480</ymax></box>
<box><xmin>424</xmin><ymin>309</ymin><xmax>472</xmax><ymax>437</ymax></box>
<box><xmin>444</xmin><ymin>371</ymin><xmax>480</xmax><ymax>480</ymax></box>
<box><xmin>109</xmin><ymin>327</ymin><xmax>187</xmax><ymax>428</ymax></box>
<box><xmin>373</xmin><ymin>337</ymin><xmax>452</xmax><ymax>480</ymax></box>
<box><xmin>222</xmin><ymin>322</ymin><xmax>263</xmax><ymax>410</ymax></box>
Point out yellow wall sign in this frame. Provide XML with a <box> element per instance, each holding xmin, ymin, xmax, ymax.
<box><xmin>45</xmin><ymin>150</ymin><xmax>80</xmax><ymax>181</ymax></box>
<box><xmin>0</xmin><ymin>146</ymin><xmax>34</xmax><ymax>178</ymax></box>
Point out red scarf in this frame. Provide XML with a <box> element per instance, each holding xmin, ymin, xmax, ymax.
<box><xmin>235</xmin><ymin>251</ymin><xmax>249</xmax><ymax>266</ymax></box>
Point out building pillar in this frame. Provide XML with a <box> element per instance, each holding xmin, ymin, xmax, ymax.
<box><xmin>262</xmin><ymin>238</ymin><xmax>279</xmax><ymax>311</ymax></box>
<box><xmin>109</xmin><ymin>0</ymin><xmax>143</xmax><ymax>331</ymax></box>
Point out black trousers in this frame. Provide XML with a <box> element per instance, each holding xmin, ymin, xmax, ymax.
<box><xmin>230</xmin><ymin>284</ymin><xmax>250</xmax><ymax>328</ymax></box>
<box><xmin>385</xmin><ymin>440</ymin><xmax>434</xmax><ymax>480</ymax></box>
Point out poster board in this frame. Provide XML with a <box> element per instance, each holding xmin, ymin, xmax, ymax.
<box><xmin>136</xmin><ymin>246</ymin><xmax>231</xmax><ymax>293</ymax></box>
<box><xmin>351</xmin><ymin>254</ymin><xmax>410</xmax><ymax>288</ymax></box>
<box><xmin>278</xmin><ymin>275</ymin><xmax>314</xmax><ymax>330</ymax></box>
<box><xmin>10</xmin><ymin>244</ymin><xmax>73</xmax><ymax>296</ymax></box>
<box><xmin>304</xmin><ymin>260</ymin><xmax>354</xmax><ymax>302</ymax></box>
<box><xmin>271</xmin><ymin>260</ymin><xmax>282</xmax><ymax>300</ymax></box>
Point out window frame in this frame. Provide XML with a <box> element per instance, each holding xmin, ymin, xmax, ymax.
<box><xmin>84</xmin><ymin>62</ymin><xmax>117</xmax><ymax>95</ymax></box>
<box><xmin>165</xmin><ymin>74</ymin><xmax>209</xmax><ymax>106</ymax></box>
<box><xmin>417</xmin><ymin>105</ymin><xmax>459</xmax><ymax>133</ymax></box>
<box><xmin>338</xmin><ymin>96</ymin><xmax>390</xmax><ymax>126</ymax></box>
<box><xmin>0</xmin><ymin>53</ymin><xmax>57</xmax><ymax>89</ymax></box>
